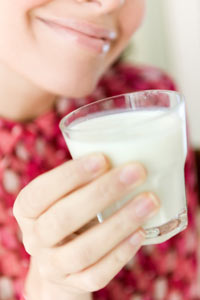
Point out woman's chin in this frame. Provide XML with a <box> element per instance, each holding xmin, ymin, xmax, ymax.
<box><xmin>62</xmin><ymin>85</ymin><xmax>96</xmax><ymax>99</ymax></box>
<box><xmin>39</xmin><ymin>74</ymin><xmax>100</xmax><ymax>99</ymax></box>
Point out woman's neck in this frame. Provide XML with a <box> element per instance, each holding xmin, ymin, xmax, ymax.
<box><xmin>0</xmin><ymin>62</ymin><xmax>55</xmax><ymax>123</ymax></box>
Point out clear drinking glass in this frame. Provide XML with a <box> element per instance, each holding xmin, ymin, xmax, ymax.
<box><xmin>59</xmin><ymin>90</ymin><xmax>188</xmax><ymax>245</ymax></box>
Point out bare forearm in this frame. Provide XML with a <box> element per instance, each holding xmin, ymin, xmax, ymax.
<box><xmin>25</xmin><ymin>258</ymin><xmax>92</xmax><ymax>300</ymax></box>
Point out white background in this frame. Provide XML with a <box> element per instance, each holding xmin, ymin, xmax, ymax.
<box><xmin>126</xmin><ymin>0</ymin><xmax>200</xmax><ymax>148</ymax></box>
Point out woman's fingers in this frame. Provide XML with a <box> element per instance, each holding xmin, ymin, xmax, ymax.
<box><xmin>35</xmin><ymin>163</ymin><xmax>147</xmax><ymax>247</ymax></box>
<box><xmin>49</xmin><ymin>192</ymin><xmax>159</xmax><ymax>274</ymax></box>
<box><xmin>62</xmin><ymin>230</ymin><xmax>145</xmax><ymax>293</ymax></box>
<box><xmin>14</xmin><ymin>153</ymin><xmax>109</xmax><ymax>219</ymax></box>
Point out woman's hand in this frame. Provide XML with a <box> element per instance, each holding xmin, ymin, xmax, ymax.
<box><xmin>13</xmin><ymin>153</ymin><xmax>160</xmax><ymax>298</ymax></box>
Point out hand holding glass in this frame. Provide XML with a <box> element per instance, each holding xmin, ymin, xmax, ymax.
<box><xmin>60</xmin><ymin>90</ymin><xmax>188</xmax><ymax>245</ymax></box>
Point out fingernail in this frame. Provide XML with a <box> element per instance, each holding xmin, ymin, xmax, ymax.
<box><xmin>83</xmin><ymin>154</ymin><xmax>107</xmax><ymax>173</ymax></box>
<box><xmin>119</xmin><ymin>164</ymin><xmax>146</xmax><ymax>186</ymax></box>
<box><xmin>133</xmin><ymin>193</ymin><xmax>160</xmax><ymax>219</ymax></box>
<box><xmin>129</xmin><ymin>230</ymin><xmax>145</xmax><ymax>246</ymax></box>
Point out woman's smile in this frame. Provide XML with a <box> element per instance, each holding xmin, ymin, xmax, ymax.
<box><xmin>36</xmin><ymin>16</ymin><xmax>117</xmax><ymax>54</ymax></box>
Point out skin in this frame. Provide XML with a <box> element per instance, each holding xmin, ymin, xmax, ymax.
<box><xmin>14</xmin><ymin>155</ymin><xmax>160</xmax><ymax>300</ymax></box>
<box><xmin>0</xmin><ymin>0</ymin><xmax>145</xmax><ymax>121</ymax></box>
<box><xmin>0</xmin><ymin>1</ymin><xmax>161</xmax><ymax>299</ymax></box>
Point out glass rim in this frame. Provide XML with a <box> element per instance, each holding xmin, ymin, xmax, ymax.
<box><xmin>59</xmin><ymin>89</ymin><xmax>185</xmax><ymax>135</ymax></box>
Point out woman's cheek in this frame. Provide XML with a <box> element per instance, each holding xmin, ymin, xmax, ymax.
<box><xmin>18</xmin><ymin>0</ymin><xmax>51</xmax><ymax>10</ymax></box>
<box><xmin>120</xmin><ymin>0</ymin><xmax>145</xmax><ymax>39</ymax></box>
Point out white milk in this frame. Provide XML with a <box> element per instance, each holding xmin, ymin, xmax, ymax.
<box><xmin>64</xmin><ymin>109</ymin><xmax>188</xmax><ymax>244</ymax></box>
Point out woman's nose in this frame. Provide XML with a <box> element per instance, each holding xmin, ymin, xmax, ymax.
<box><xmin>77</xmin><ymin>0</ymin><xmax>125</xmax><ymax>13</ymax></box>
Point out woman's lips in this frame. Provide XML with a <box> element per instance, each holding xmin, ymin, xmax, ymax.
<box><xmin>36</xmin><ymin>17</ymin><xmax>117</xmax><ymax>54</ymax></box>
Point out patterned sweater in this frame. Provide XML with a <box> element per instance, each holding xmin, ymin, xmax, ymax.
<box><xmin>0</xmin><ymin>64</ymin><xmax>199</xmax><ymax>300</ymax></box>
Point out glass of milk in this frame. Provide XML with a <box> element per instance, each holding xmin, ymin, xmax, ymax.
<box><xmin>59</xmin><ymin>90</ymin><xmax>188</xmax><ymax>245</ymax></box>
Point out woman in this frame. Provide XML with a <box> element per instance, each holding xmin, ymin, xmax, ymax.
<box><xmin>0</xmin><ymin>1</ymin><xmax>198</xmax><ymax>299</ymax></box>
